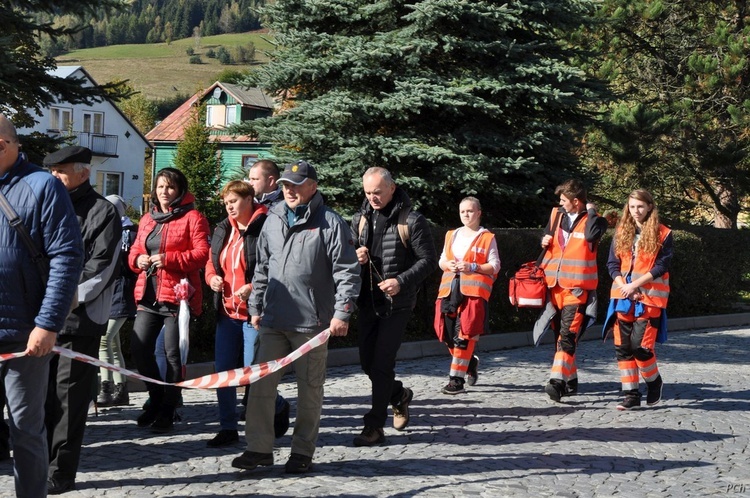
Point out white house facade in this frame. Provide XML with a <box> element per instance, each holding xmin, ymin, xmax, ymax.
<box><xmin>18</xmin><ymin>66</ymin><xmax>151</xmax><ymax>213</ymax></box>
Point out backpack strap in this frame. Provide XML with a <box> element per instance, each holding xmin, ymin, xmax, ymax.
<box><xmin>0</xmin><ymin>188</ymin><xmax>49</xmax><ymax>282</ymax></box>
<box><xmin>397</xmin><ymin>206</ymin><xmax>411</xmax><ymax>249</ymax></box>
<box><xmin>357</xmin><ymin>213</ymin><xmax>366</xmax><ymax>244</ymax></box>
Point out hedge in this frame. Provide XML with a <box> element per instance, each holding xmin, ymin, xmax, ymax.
<box><xmin>120</xmin><ymin>225</ymin><xmax>750</xmax><ymax>363</ymax></box>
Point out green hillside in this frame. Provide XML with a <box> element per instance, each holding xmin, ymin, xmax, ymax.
<box><xmin>57</xmin><ymin>31</ymin><xmax>274</xmax><ymax>100</ymax></box>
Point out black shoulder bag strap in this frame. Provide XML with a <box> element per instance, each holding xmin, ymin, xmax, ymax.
<box><xmin>0</xmin><ymin>188</ymin><xmax>49</xmax><ymax>282</ymax></box>
<box><xmin>535</xmin><ymin>209</ymin><xmax>564</xmax><ymax>267</ymax></box>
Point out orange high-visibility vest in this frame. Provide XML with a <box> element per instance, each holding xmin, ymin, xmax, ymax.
<box><xmin>540</xmin><ymin>208</ymin><xmax>598</xmax><ymax>290</ymax></box>
<box><xmin>437</xmin><ymin>229</ymin><xmax>496</xmax><ymax>301</ymax></box>
<box><xmin>610</xmin><ymin>224</ymin><xmax>671</xmax><ymax>309</ymax></box>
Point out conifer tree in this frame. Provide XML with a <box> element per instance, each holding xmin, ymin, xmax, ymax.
<box><xmin>172</xmin><ymin>106</ymin><xmax>224</xmax><ymax>224</ymax></box>
<box><xmin>235</xmin><ymin>0</ymin><xmax>607</xmax><ymax>226</ymax></box>
<box><xmin>581</xmin><ymin>0</ymin><xmax>750</xmax><ymax>228</ymax></box>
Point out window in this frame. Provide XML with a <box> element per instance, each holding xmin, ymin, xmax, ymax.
<box><xmin>205</xmin><ymin>106</ymin><xmax>213</xmax><ymax>126</ymax></box>
<box><xmin>95</xmin><ymin>171</ymin><xmax>122</xmax><ymax>197</ymax></box>
<box><xmin>242</xmin><ymin>154</ymin><xmax>259</xmax><ymax>171</ymax></box>
<box><xmin>82</xmin><ymin>111</ymin><xmax>104</xmax><ymax>134</ymax></box>
<box><xmin>50</xmin><ymin>107</ymin><xmax>72</xmax><ymax>131</ymax></box>
<box><xmin>226</xmin><ymin>105</ymin><xmax>237</xmax><ymax>125</ymax></box>
<box><xmin>206</xmin><ymin>105</ymin><xmax>227</xmax><ymax>127</ymax></box>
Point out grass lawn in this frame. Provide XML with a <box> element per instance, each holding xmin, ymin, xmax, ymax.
<box><xmin>56</xmin><ymin>31</ymin><xmax>274</xmax><ymax>101</ymax></box>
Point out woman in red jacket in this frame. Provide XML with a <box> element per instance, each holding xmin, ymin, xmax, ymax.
<box><xmin>129</xmin><ymin>167</ymin><xmax>210</xmax><ymax>432</ymax></box>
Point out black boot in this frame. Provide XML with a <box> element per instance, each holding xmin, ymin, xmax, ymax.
<box><xmin>111</xmin><ymin>383</ymin><xmax>129</xmax><ymax>406</ymax></box>
<box><xmin>96</xmin><ymin>380</ymin><xmax>113</xmax><ymax>407</ymax></box>
<box><xmin>151</xmin><ymin>406</ymin><xmax>176</xmax><ymax>433</ymax></box>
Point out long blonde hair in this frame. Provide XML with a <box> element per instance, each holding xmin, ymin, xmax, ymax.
<box><xmin>614</xmin><ymin>189</ymin><xmax>662</xmax><ymax>257</ymax></box>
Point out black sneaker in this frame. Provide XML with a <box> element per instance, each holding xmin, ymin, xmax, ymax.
<box><xmin>231</xmin><ymin>451</ymin><xmax>274</xmax><ymax>470</ymax></box>
<box><xmin>206</xmin><ymin>429</ymin><xmax>239</xmax><ymax>448</ymax></box>
<box><xmin>617</xmin><ymin>394</ymin><xmax>642</xmax><ymax>411</ymax></box>
<box><xmin>392</xmin><ymin>387</ymin><xmax>413</xmax><ymax>430</ymax></box>
<box><xmin>646</xmin><ymin>375</ymin><xmax>663</xmax><ymax>406</ymax></box>
<box><xmin>353</xmin><ymin>426</ymin><xmax>385</xmax><ymax>447</ymax></box>
<box><xmin>442</xmin><ymin>377</ymin><xmax>465</xmax><ymax>395</ymax></box>
<box><xmin>274</xmin><ymin>399</ymin><xmax>291</xmax><ymax>438</ymax></box>
<box><xmin>466</xmin><ymin>356</ymin><xmax>479</xmax><ymax>386</ymax></box>
<box><xmin>285</xmin><ymin>452</ymin><xmax>313</xmax><ymax>474</ymax></box>
<box><xmin>544</xmin><ymin>380</ymin><xmax>564</xmax><ymax>402</ymax></box>
<box><xmin>564</xmin><ymin>378</ymin><xmax>578</xmax><ymax>397</ymax></box>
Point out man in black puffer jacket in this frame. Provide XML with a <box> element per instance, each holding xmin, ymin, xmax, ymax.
<box><xmin>351</xmin><ymin>167</ymin><xmax>437</xmax><ymax>447</ymax></box>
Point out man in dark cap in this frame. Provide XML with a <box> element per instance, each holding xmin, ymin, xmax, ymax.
<box><xmin>231</xmin><ymin>160</ymin><xmax>360</xmax><ymax>474</ymax></box>
<box><xmin>43</xmin><ymin>145</ymin><xmax>121</xmax><ymax>494</ymax></box>
<box><xmin>0</xmin><ymin>115</ymin><xmax>83</xmax><ymax>497</ymax></box>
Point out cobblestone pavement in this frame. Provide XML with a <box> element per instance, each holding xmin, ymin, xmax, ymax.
<box><xmin>2</xmin><ymin>326</ymin><xmax>750</xmax><ymax>497</ymax></box>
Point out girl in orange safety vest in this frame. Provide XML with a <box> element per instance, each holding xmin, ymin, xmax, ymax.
<box><xmin>434</xmin><ymin>197</ymin><xmax>501</xmax><ymax>394</ymax></box>
<box><xmin>605</xmin><ymin>189</ymin><xmax>673</xmax><ymax>410</ymax></box>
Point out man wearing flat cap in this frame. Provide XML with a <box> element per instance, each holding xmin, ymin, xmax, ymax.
<box><xmin>43</xmin><ymin>145</ymin><xmax>121</xmax><ymax>494</ymax></box>
<box><xmin>232</xmin><ymin>159</ymin><xmax>360</xmax><ymax>474</ymax></box>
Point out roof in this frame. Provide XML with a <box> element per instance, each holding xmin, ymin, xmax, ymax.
<box><xmin>53</xmin><ymin>65</ymin><xmax>152</xmax><ymax>149</ymax></box>
<box><xmin>146</xmin><ymin>81</ymin><xmax>273</xmax><ymax>143</ymax></box>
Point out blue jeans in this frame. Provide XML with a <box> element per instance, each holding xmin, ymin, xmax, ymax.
<box><xmin>215</xmin><ymin>314</ymin><xmax>258</xmax><ymax>430</ymax></box>
<box><xmin>1</xmin><ymin>349</ymin><xmax>51</xmax><ymax>498</ymax></box>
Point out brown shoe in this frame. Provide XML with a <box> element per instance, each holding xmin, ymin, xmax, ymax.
<box><xmin>353</xmin><ymin>426</ymin><xmax>385</xmax><ymax>447</ymax></box>
<box><xmin>392</xmin><ymin>387</ymin><xmax>413</xmax><ymax>431</ymax></box>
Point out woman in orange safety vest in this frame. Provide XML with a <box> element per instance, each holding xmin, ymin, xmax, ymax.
<box><xmin>434</xmin><ymin>197</ymin><xmax>501</xmax><ymax>394</ymax></box>
<box><xmin>605</xmin><ymin>189</ymin><xmax>673</xmax><ymax>410</ymax></box>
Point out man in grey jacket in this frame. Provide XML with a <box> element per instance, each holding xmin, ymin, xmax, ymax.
<box><xmin>44</xmin><ymin>145</ymin><xmax>121</xmax><ymax>495</ymax></box>
<box><xmin>232</xmin><ymin>160</ymin><xmax>360</xmax><ymax>474</ymax></box>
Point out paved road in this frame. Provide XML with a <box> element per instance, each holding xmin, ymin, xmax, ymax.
<box><xmin>1</xmin><ymin>326</ymin><xmax>749</xmax><ymax>497</ymax></box>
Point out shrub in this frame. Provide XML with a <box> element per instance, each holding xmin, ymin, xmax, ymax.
<box><xmin>189</xmin><ymin>55</ymin><xmax>202</xmax><ymax>64</ymax></box>
<box><xmin>186</xmin><ymin>47</ymin><xmax>194</xmax><ymax>56</ymax></box>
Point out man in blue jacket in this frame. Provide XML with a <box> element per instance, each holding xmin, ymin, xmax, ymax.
<box><xmin>0</xmin><ymin>114</ymin><xmax>83</xmax><ymax>497</ymax></box>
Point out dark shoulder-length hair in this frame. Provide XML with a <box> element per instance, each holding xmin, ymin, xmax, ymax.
<box><xmin>151</xmin><ymin>167</ymin><xmax>188</xmax><ymax>208</ymax></box>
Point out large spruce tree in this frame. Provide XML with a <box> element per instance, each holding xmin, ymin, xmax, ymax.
<box><xmin>236</xmin><ymin>0</ymin><xmax>607</xmax><ymax>226</ymax></box>
<box><xmin>1</xmin><ymin>1</ymin><xmax>130</xmax><ymax>129</ymax></box>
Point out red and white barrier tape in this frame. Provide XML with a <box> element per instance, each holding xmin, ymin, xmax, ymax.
<box><xmin>0</xmin><ymin>329</ymin><xmax>331</xmax><ymax>390</ymax></box>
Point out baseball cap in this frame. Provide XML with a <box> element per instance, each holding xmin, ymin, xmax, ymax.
<box><xmin>277</xmin><ymin>160</ymin><xmax>318</xmax><ymax>185</ymax></box>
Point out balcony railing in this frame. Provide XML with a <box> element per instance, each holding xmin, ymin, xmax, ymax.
<box><xmin>73</xmin><ymin>132</ymin><xmax>118</xmax><ymax>156</ymax></box>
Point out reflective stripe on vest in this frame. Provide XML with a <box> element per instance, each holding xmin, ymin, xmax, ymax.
<box><xmin>437</xmin><ymin>229</ymin><xmax>496</xmax><ymax>301</ymax></box>
<box><xmin>540</xmin><ymin>208</ymin><xmax>599</xmax><ymax>290</ymax></box>
<box><xmin>610</xmin><ymin>224</ymin><xmax>671</xmax><ymax>308</ymax></box>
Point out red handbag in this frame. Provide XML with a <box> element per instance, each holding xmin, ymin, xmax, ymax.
<box><xmin>508</xmin><ymin>262</ymin><xmax>547</xmax><ymax>308</ymax></box>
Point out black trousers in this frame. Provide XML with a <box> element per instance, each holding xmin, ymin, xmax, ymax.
<box><xmin>131</xmin><ymin>309</ymin><xmax>183</xmax><ymax>409</ymax></box>
<box><xmin>46</xmin><ymin>334</ymin><xmax>100</xmax><ymax>481</ymax></box>
<box><xmin>357</xmin><ymin>305</ymin><xmax>412</xmax><ymax>428</ymax></box>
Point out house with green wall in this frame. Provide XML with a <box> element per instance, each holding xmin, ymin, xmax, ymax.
<box><xmin>146</xmin><ymin>81</ymin><xmax>274</xmax><ymax>193</ymax></box>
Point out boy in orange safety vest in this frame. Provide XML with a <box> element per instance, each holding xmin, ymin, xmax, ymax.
<box><xmin>537</xmin><ymin>179</ymin><xmax>608</xmax><ymax>402</ymax></box>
